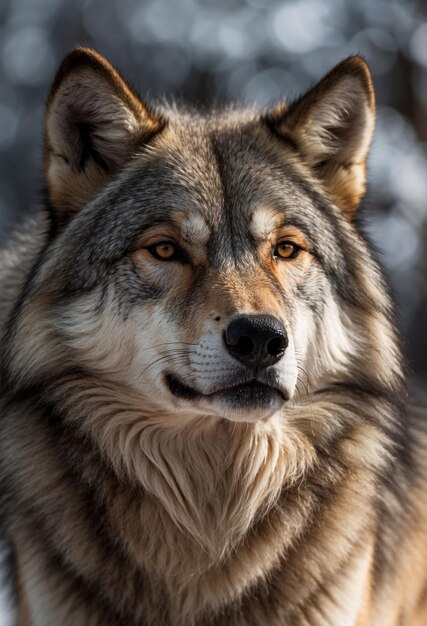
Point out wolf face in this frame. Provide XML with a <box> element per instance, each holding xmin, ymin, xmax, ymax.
<box><xmin>8</xmin><ymin>49</ymin><xmax>387</xmax><ymax>430</ymax></box>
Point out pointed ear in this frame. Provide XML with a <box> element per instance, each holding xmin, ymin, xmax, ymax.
<box><xmin>44</xmin><ymin>48</ymin><xmax>163</xmax><ymax>221</ymax></box>
<box><xmin>266</xmin><ymin>57</ymin><xmax>375</xmax><ymax>219</ymax></box>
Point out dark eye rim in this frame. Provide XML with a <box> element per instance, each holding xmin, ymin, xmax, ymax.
<box><xmin>146</xmin><ymin>241</ymin><xmax>188</xmax><ymax>263</ymax></box>
<box><xmin>273</xmin><ymin>241</ymin><xmax>301</xmax><ymax>260</ymax></box>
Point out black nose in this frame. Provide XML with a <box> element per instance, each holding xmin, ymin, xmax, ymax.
<box><xmin>224</xmin><ymin>314</ymin><xmax>288</xmax><ymax>370</ymax></box>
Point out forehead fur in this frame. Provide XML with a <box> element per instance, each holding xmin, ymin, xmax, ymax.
<box><xmin>124</xmin><ymin>109</ymin><xmax>310</xmax><ymax>229</ymax></box>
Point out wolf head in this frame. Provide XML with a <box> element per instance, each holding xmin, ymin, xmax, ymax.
<box><xmin>9</xmin><ymin>48</ymin><xmax>397</xmax><ymax>421</ymax></box>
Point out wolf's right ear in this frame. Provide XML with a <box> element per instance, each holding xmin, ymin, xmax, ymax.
<box><xmin>44</xmin><ymin>48</ymin><xmax>163</xmax><ymax>223</ymax></box>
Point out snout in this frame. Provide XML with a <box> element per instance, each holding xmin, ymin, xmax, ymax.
<box><xmin>164</xmin><ymin>312</ymin><xmax>295</xmax><ymax>421</ymax></box>
<box><xmin>224</xmin><ymin>314</ymin><xmax>288</xmax><ymax>370</ymax></box>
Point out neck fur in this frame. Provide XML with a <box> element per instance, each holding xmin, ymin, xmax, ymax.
<box><xmin>51</xmin><ymin>374</ymin><xmax>316</xmax><ymax>560</ymax></box>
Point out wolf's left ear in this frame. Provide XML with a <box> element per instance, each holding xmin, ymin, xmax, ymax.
<box><xmin>44</xmin><ymin>48</ymin><xmax>163</xmax><ymax>221</ymax></box>
<box><xmin>266</xmin><ymin>57</ymin><xmax>375</xmax><ymax>219</ymax></box>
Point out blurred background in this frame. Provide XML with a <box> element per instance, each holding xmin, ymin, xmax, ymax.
<box><xmin>0</xmin><ymin>0</ymin><xmax>427</xmax><ymax>381</ymax></box>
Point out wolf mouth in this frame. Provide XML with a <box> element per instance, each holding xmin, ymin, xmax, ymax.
<box><xmin>166</xmin><ymin>374</ymin><xmax>288</xmax><ymax>409</ymax></box>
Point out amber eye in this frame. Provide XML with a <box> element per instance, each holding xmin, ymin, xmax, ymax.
<box><xmin>148</xmin><ymin>241</ymin><xmax>177</xmax><ymax>260</ymax></box>
<box><xmin>273</xmin><ymin>241</ymin><xmax>299</xmax><ymax>260</ymax></box>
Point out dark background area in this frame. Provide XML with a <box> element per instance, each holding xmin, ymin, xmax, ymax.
<box><xmin>1</xmin><ymin>0</ymin><xmax>427</xmax><ymax>381</ymax></box>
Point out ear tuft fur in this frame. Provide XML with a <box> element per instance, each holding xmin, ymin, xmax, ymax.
<box><xmin>44</xmin><ymin>48</ymin><xmax>164</xmax><ymax>222</ymax></box>
<box><xmin>266</xmin><ymin>56</ymin><xmax>375</xmax><ymax>219</ymax></box>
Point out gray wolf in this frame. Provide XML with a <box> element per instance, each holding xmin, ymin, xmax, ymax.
<box><xmin>1</xmin><ymin>48</ymin><xmax>427</xmax><ymax>625</ymax></box>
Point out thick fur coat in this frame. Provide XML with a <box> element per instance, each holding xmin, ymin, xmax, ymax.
<box><xmin>1</xmin><ymin>49</ymin><xmax>427</xmax><ymax>626</ymax></box>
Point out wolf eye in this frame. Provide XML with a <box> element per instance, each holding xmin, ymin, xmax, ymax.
<box><xmin>273</xmin><ymin>241</ymin><xmax>300</xmax><ymax>260</ymax></box>
<box><xmin>148</xmin><ymin>241</ymin><xmax>178</xmax><ymax>261</ymax></box>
